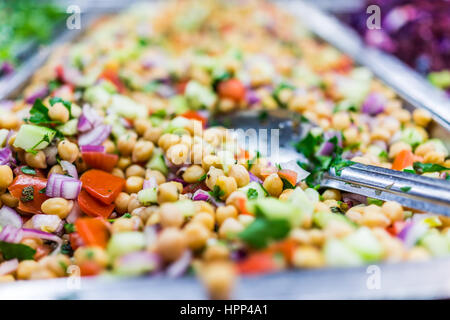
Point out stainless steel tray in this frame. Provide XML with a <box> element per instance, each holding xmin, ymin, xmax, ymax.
<box><xmin>0</xmin><ymin>0</ymin><xmax>449</xmax><ymax>300</ymax></box>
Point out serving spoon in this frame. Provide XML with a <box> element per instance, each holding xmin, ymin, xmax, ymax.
<box><xmin>214</xmin><ymin>109</ymin><xmax>450</xmax><ymax>216</ymax></box>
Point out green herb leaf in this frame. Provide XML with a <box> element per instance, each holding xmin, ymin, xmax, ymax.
<box><xmin>247</xmin><ymin>188</ymin><xmax>258</xmax><ymax>200</ymax></box>
<box><xmin>0</xmin><ymin>241</ymin><xmax>36</xmax><ymax>260</ymax></box>
<box><xmin>198</xmin><ymin>173</ymin><xmax>207</xmax><ymax>182</ymax></box>
<box><xmin>400</xmin><ymin>186</ymin><xmax>412</xmax><ymax>193</ymax></box>
<box><xmin>25</xmin><ymin>133</ymin><xmax>52</xmax><ymax>155</ymax></box>
<box><xmin>209</xmin><ymin>185</ymin><xmax>225</xmax><ymax>201</ymax></box>
<box><xmin>49</xmin><ymin>96</ymin><xmax>72</xmax><ymax>118</ymax></box>
<box><xmin>413</xmin><ymin>162</ymin><xmax>449</xmax><ymax>173</ymax></box>
<box><xmin>20</xmin><ymin>166</ymin><xmax>36</xmax><ymax>175</ymax></box>
<box><xmin>367</xmin><ymin>197</ymin><xmax>383</xmax><ymax>206</ymax></box>
<box><xmin>239</xmin><ymin>217</ymin><xmax>290</xmax><ymax>249</ymax></box>
<box><xmin>64</xmin><ymin>223</ymin><xmax>76</xmax><ymax>233</ymax></box>
<box><xmin>123</xmin><ymin>213</ymin><xmax>132</xmax><ymax>218</ymax></box>
<box><xmin>330</xmin><ymin>206</ymin><xmax>344</xmax><ymax>214</ymax></box>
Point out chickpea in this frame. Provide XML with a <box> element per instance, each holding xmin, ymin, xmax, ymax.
<box><xmin>361</xmin><ymin>206</ymin><xmax>390</xmax><ymax>228</ymax></box>
<box><xmin>25</xmin><ymin>150</ymin><xmax>47</xmax><ymax>169</ymax></box>
<box><xmin>293</xmin><ymin>246</ymin><xmax>325</xmax><ymax>268</ymax></box>
<box><xmin>21</xmin><ymin>238</ymin><xmax>42</xmax><ymax>250</ymax></box>
<box><xmin>117</xmin><ymin>157</ymin><xmax>132</xmax><ymax>169</ymax></box>
<box><xmin>0</xmin><ymin>165</ymin><xmax>13</xmax><ymax>189</ymax></box>
<box><xmin>205</xmin><ymin>167</ymin><xmax>224</xmax><ymax>191</ymax></box>
<box><xmin>1</xmin><ymin>193</ymin><xmax>18</xmax><ymax>208</ymax></box>
<box><xmin>225</xmin><ymin>190</ymin><xmax>247</xmax><ymax>211</ymax></box>
<box><xmin>324</xmin><ymin>220</ymin><xmax>354</xmax><ymax>238</ymax></box>
<box><xmin>392</xmin><ymin>109</ymin><xmax>411</xmax><ymax>123</ymax></box>
<box><xmin>126</xmin><ymin>164</ymin><xmax>145</xmax><ymax>178</ymax></box>
<box><xmin>17</xmin><ymin>260</ymin><xmax>40</xmax><ymax>280</ymax></box>
<box><xmin>413</xmin><ymin>109</ymin><xmax>432</xmax><ymax>127</ymax></box>
<box><xmin>125</xmin><ymin>176</ymin><xmax>144</xmax><ymax>194</ymax></box>
<box><xmin>48</xmin><ymin>164</ymin><xmax>64</xmax><ymax>176</ymax></box>
<box><xmin>407</xmin><ymin>247</ymin><xmax>430</xmax><ymax>262</ymax></box>
<box><xmin>167</xmin><ymin>143</ymin><xmax>189</xmax><ymax>165</ymax></box>
<box><xmin>39</xmin><ymin>254</ymin><xmax>71</xmax><ymax>277</ymax></box>
<box><xmin>200</xmin><ymin>262</ymin><xmax>236</xmax><ymax>300</ymax></box>
<box><xmin>156</xmin><ymin>227</ymin><xmax>187</xmax><ymax>262</ymax></box>
<box><xmin>132</xmin><ymin>140</ymin><xmax>154</xmax><ymax>163</ymax></box>
<box><xmin>48</xmin><ymin>102</ymin><xmax>69</xmax><ymax>123</ymax></box>
<box><xmin>215</xmin><ymin>176</ymin><xmax>237</xmax><ymax>200</ymax></box>
<box><xmin>381</xmin><ymin>201</ymin><xmax>403</xmax><ymax>222</ymax></box>
<box><xmin>102</xmin><ymin>139</ymin><xmax>116</xmax><ymax>154</ymax></box>
<box><xmin>145</xmin><ymin>169</ymin><xmax>166</xmax><ymax>184</ymax></box>
<box><xmin>183</xmin><ymin>222</ymin><xmax>210</xmax><ymax>249</ymax></box>
<box><xmin>134</xmin><ymin>119</ymin><xmax>151</xmax><ymax>136</ymax></box>
<box><xmin>216</xmin><ymin>205</ymin><xmax>238</xmax><ymax>226</ymax></box>
<box><xmin>371</xmin><ymin>127</ymin><xmax>390</xmax><ymax>141</ymax></box>
<box><xmin>424</xmin><ymin>151</ymin><xmax>445</xmax><ymax>164</ymax></box>
<box><xmin>111</xmin><ymin>167</ymin><xmax>125</xmax><ymax>178</ymax></box>
<box><xmin>322</xmin><ymin>189</ymin><xmax>341</xmax><ymax>201</ymax></box>
<box><xmin>112</xmin><ymin>217</ymin><xmax>135</xmax><ymax>233</ymax></box>
<box><xmin>346</xmin><ymin>208</ymin><xmax>363</xmax><ymax>224</ymax></box>
<box><xmin>157</xmin><ymin>133</ymin><xmax>180</xmax><ymax>151</ymax></box>
<box><xmin>332</xmin><ymin>112</ymin><xmax>351</xmax><ymax>130</ymax></box>
<box><xmin>41</xmin><ymin>198</ymin><xmax>72</xmax><ymax>219</ymax></box>
<box><xmin>159</xmin><ymin>203</ymin><xmax>184</xmax><ymax>228</ymax></box>
<box><xmin>343</xmin><ymin>127</ymin><xmax>359</xmax><ymax>146</ymax></box>
<box><xmin>157</xmin><ymin>182</ymin><xmax>180</xmax><ymax>204</ymax></box>
<box><xmin>351</xmin><ymin>156</ymin><xmax>371</xmax><ymax>165</ymax></box>
<box><xmin>0</xmin><ymin>112</ymin><xmax>18</xmax><ymax>129</ymax></box>
<box><xmin>263</xmin><ymin>173</ymin><xmax>283</xmax><ymax>197</ymax></box>
<box><xmin>117</xmin><ymin>131</ymin><xmax>137</xmax><ymax>156</ymax></box>
<box><xmin>203</xmin><ymin>243</ymin><xmax>230</xmax><ymax>261</ymax></box>
<box><xmin>144</xmin><ymin>127</ymin><xmax>163</xmax><ymax>143</ymax></box>
<box><xmin>74</xmin><ymin>246</ymin><xmax>109</xmax><ymax>267</ymax></box>
<box><xmin>132</xmin><ymin>206</ymin><xmax>156</xmax><ymax>224</ymax></box>
<box><xmin>29</xmin><ymin>268</ymin><xmax>57</xmax><ymax>280</ymax></box>
<box><xmin>193</xmin><ymin>201</ymin><xmax>215</xmax><ymax>216</ymax></box>
<box><xmin>127</xmin><ymin>194</ymin><xmax>141</xmax><ymax>213</ymax></box>
<box><xmin>182</xmin><ymin>165</ymin><xmax>205</xmax><ymax>183</ymax></box>
<box><xmin>218</xmin><ymin>218</ymin><xmax>244</xmax><ymax>239</ymax></box>
<box><xmin>192</xmin><ymin>212</ymin><xmax>215</xmax><ymax>230</ymax></box>
<box><xmin>415</xmin><ymin>142</ymin><xmax>435</xmax><ymax>157</ymax></box>
<box><xmin>57</xmin><ymin>140</ymin><xmax>79</xmax><ymax>163</ymax></box>
<box><xmin>389</xmin><ymin>141</ymin><xmax>412</xmax><ymax>159</ymax></box>
<box><xmin>202</xmin><ymin>154</ymin><xmax>221</xmax><ymax>171</ymax></box>
<box><xmin>228</xmin><ymin>164</ymin><xmax>250</xmax><ymax>187</ymax></box>
<box><xmin>115</xmin><ymin>192</ymin><xmax>131</xmax><ymax>214</ymax></box>
<box><xmin>279</xmin><ymin>189</ymin><xmax>294</xmax><ymax>201</ymax></box>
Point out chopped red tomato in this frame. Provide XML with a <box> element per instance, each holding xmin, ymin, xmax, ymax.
<box><xmin>99</xmin><ymin>67</ymin><xmax>125</xmax><ymax>93</ymax></box>
<box><xmin>82</xmin><ymin>152</ymin><xmax>118</xmax><ymax>172</ymax></box>
<box><xmin>181</xmin><ymin>111</ymin><xmax>207</xmax><ymax>127</ymax></box>
<box><xmin>387</xmin><ymin>221</ymin><xmax>407</xmax><ymax>236</ymax></box>
<box><xmin>237</xmin><ymin>197</ymin><xmax>252</xmax><ymax>216</ymax></box>
<box><xmin>392</xmin><ymin>150</ymin><xmax>414</xmax><ymax>171</ymax></box>
<box><xmin>278</xmin><ymin>169</ymin><xmax>298</xmax><ymax>187</ymax></box>
<box><xmin>69</xmin><ymin>232</ymin><xmax>85</xmax><ymax>251</ymax></box>
<box><xmin>217</xmin><ymin>78</ymin><xmax>246</xmax><ymax>101</ymax></box>
<box><xmin>78</xmin><ymin>189</ymin><xmax>115</xmax><ymax>219</ymax></box>
<box><xmin>237</xmin><ymin>252</ymin><xmax>280</xmax><ymax>275</ymax></box>
<box><xmin>8</xmin><ymin>175</ymin><xmax>48</xmax><ymax>215</ymax></box>
<box><xmin>182</xmin><ymin>182</ymin><xmax>208</xmax><ymax>194</ymax></box>
<box><xmin>75</xmin><ymin>217</ymin><xmax>110</xmax><ymax>248</ymax></box>
<box><xmin>267</xmin><ymin>239</ymin><xmax>296</xmax><ymax>264</ymax></box>
<box><xmin>79</xmin><ymin>169</ymin><xmax>125</xmax><ymax>205</ymax></box>
<box><xmin>79</xmin><ymin>261</ymin><xmax>103</xmax><ymax>276</ymax></box>
<box><xmin>176</xmin><ymin>80</ymin><xmax>189</xmax><ymax>94</ymax></box>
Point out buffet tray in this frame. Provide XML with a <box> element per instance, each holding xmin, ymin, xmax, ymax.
<box><xmin>0</xmin><ymin>0</ymin><xmax>449</xmax><ymax>300</ymax></box>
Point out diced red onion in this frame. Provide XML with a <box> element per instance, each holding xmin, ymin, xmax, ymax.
<box><xmin>371</xmin><ymin>140</ymin><xmax>387</xmax><ymax>151</ymax></box>
<box><xmin>0</xmin><ymin>259</ymin><xmax>18</xmax><ymax>276</ymax></box>
<box><xmin>77</xmin><ymin>115</ymin><xmax>91</xmax><ymax>132</ymax></box>
<box><xmin>27</xmin><ymin>215</ymin><xmax>62</xmax><ymax>233</ymax></box>
<box><xmin>249</xmin><ymin>171</ymin><xmax>263</xmax><ymax>184</ymax></box>
<box><xmin>168</xmin><ymin>177</ymin><xmax>188</xmax><ymax>186</ymax></box>
<box><xmin>143</xmin><ymin>177</ymin><xmax>158</xmax><ymax>189</ymax></box>
<box><xmin>192</xmin><ymin>189</ymin><xmax>210</xmax><ymax>201</ymax></box>
<box><xmin>78</xmin><ymin>124</ymin><xmax>111</xmax><ymax>146</ymax></box>
<box><xmin>44</xmin><ymin>145</ymin><xmax>58</xmax><ymax>166</ymax></box>
<box><xmin>22</xmin><ymin>228</ymin><xmax>62</xmax><ymax>244</ymax></box>
<box><xmin>80</xmin><ymin>145</ymin><xmax>105</xmax><ymax>153</ymax></box>
<box><xmin>0</xmin><ymin>62</ymin><xmax>14</xmax><ymax>76</ymax></box>
<box><xmin>0</xmin><ymin>225</ymin><xmax>23</xmax><ymax>243</ymax></box>
<box><xmin>0</xmin><ymin>147</ymin><xmax>15</xmax><ymax>167</ymax></box>
<box><xmin>166</xmin><ymin>250</ymin><xmax>192</xmax><ymax>278</ymax></box>
<box><xmin>361</xmin><ymin>93</ymin><xmax>386</xmax><ymax>116</ymax></box>
<box><xmin>60</xmin><ymin>160</ymin><xmax>78</xmax><ymax>179</ymax></box>
<box><xmin>46</xmin><ymin>173</ymin><xmax>82</xmax><ymax>199</ymax></box>
<box><xmin>78</xmin><ymin>104</ymin><xmax>103</xmax><ymax>133</ymax></box>
<box><xmin>25</xmin><ymin>86</ymin><xmax>49</xmax><ymax>104</ymax></box>
<box><xmin>246</xmin><ymin>90</ymin><xmax>261</xmax><ymax>105</ymax></box>
<box><xmin>176</xmin><ymin>166</ymin><xmax>188</xmax><ymax>176</ymax></box>
<box><xmin>397</xmin><ymin>222</ymin><xmax>428</xmax><ymax>248</ymax></box>
<box><xmin>66</xmin><ymin>201</ymin><xmax>81</xmax><ymax>224</ymax></box>
<box><xmin>318</xmin><ymin>141</ymin><xmax>335</xmax><ymax>156</ymax></box>
<box><xmin>0</xmin><ymin>100</ymin><xmax>14</xmax><ymax>110</ymax></box>
<box><xmin>0</xmin><ymin>206</ymin><xmax>22</xmax><ymax>229</ymax></box>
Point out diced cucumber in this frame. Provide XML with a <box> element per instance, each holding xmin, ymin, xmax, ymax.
<box><xmin>420</xmin><ymin>231</ymin><xmax>449</xmax><ymax>257</ymax></box>
<box><xmin>110</xmin><ymin>94</ymin><xmax>148</xmax><ymax>119</ymax></box>
<box><xmin>84</xmin><ymin>85</ymin><xmax>111</xmax><ymax>107</ymax></box>
<box><xmin>238</xmin><ymin>181</ymin><xmax>266</xmax><ymax>199</ymax></box>
<box><xmin>304</xmin><ymin>188</ymin><xmax>320</xmax><ymax>204</ymax></box>
<box><xmin>174</xmin><ymin>200</ymin><xmax>196</xmax><ymax>217</ymax></box>
<box><xmin>0</xmin><ymin>129</ymin><xmax>9</xmax><ymax>147</ymax></box>
<box><xmin>313</xmin><ymin>211</ymin><xmax>355</xmax><ymax>229</ymax></box>
<box><xmin>324</xmin><ymin>238</ymin><xmax>364</xmax><ymax>267</ymax></box>
<box><xmin>164</xmin><ymin>116</ymin><xmax>191</xmax><ymax>135</ymax></box>
<box><xmin>146</xmin><ymin>149</ymin><xmax>168</xmax><ymax>175</ymax></box>
<box><xmin>56</xmin><ymin>119</ymin><xmax>78</xmax><ymax>136</ymax></box>
<box><xmin>250</xmin><ymin>198</ymin><xmax>302</xmax><ymax>227</ymax></box>
<box><xmin>171</xmin><ymin>95</ymin><xmax>189</xmax><ymax>115</ymax></box>
<box><xmin>343</xmin><ymin>227</ymin><xmax>383</xmax><ymax>262</ymax></box>
<box><xmin>107</xmin><ymin>232</ymin><xmax>146</xmax><ymax>259</ymax></box>
<box><xmin>427</xmin><ymin>139</ymin><xmax>448</xmax><ymax>157</ymax></box>
<box><xmin>14</xmin><ymin>124</ymin><xmax>56</xmax><ymax>151</ymax></box>
<box><xmin>137</xmin><ymin>188</ymin><xmax>157</xmax><ymax>206</ymax></box>
<box><xmin>113</xmin><ymin>252</ymin><xmax>159</xmax><ymax>276</ymax></box>
<box><xmin>185</xmin><ymin>80</ymin><xmax>217</xmax><ymax>110</ymax></box>
<box><xmin>104</xmin><ymin>114</ymin><xmax>127</xmax><ymax>139</ymax></box>
<box><xmin>401</xmin><ymin>127</ymin><xmax>424</xmax><ymax>147</ymax></box>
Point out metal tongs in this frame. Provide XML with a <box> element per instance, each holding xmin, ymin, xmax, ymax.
<box><xmin>216</xmin><ymin>110</ymin><xmax>450</xmax><ymax>216</ymax></box>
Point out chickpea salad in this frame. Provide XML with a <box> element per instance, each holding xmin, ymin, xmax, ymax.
<box><xmin>0</xmin><ymin>0</ymin><xmax>449</xmax><ymax>299</ymax></box>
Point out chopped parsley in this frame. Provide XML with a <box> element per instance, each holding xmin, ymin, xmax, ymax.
<box><xmin>25</xmin><ymin>133</ymin><xmax>52</xmax><ymax>155</ymax></box>
<box><xmin>330</xmin><ymin>206</ymin><xmax>345</xmax><ymax>214</ymax></box>
<box><xmin>64</xmin><ymin>223</ymin><xmax>76</xmax><ymax>233</ymax></box>
<box><xmin>20</xmin><ymin>186</ymin><xmax>34</xmax><ymax>202</ymax></box>
<box><xmin>209</xmin><ymin>185</ymin><xmax>225</xmax><ymax>201</ymax></box>
<box><xmin>198</xmin><ymin>173</ymin><xmax>207</xmax><ymax>182</ymax></box>
<box><xmin>367</xmin><ymin>197</ymin><xmax>383</xmax><ymax>206</ymax></box>
<box><xmin>247</xmin><ymin>188</ymin><xmax>259</xmax><ymax>200</ymax></box>
<box><xmin>49</xmin><ymin>97</ymin><xmax>72</xmax><ymax>117</ymax></box>
<box><xmin>0</xmin><ymin>241</ymin><xmax>36</xmax><ymax>260</ymax></box>
<box><xmin>272</xmin><ymin>82</ymin><xmax>295</xmax><ymax>109</ymax></box>
<box><xmin>413</xmin><ymin>162</ymin><xmax>449</xmax><ymax>174</ymax></box>
<box><xmin>123</xmin><ymin>213</ymin><xmax>132</xmax><ymax>218</ymax></box>
<box><xmin>400</xmin><ymin>186</ymin><xmax>412</xmax><ymax>193</ymax></box>
<box><xmin>20</xmin><ymin>166</ymin><xmax>36</xmax><ymax>175</ymax></box>
<box><xmin>239</xmin><ymin>216</ymin><xmax>290</xmax><ymax>249</ymax></box>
